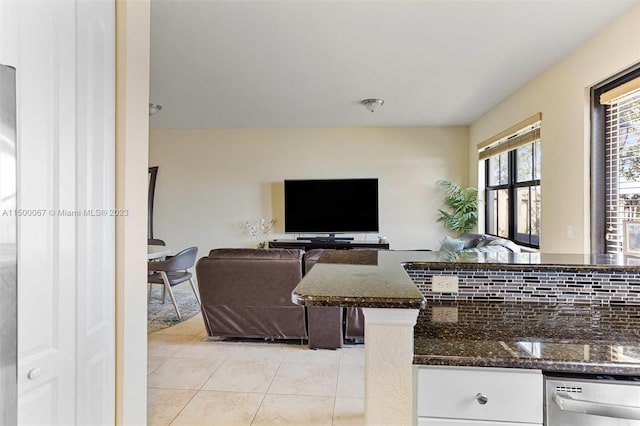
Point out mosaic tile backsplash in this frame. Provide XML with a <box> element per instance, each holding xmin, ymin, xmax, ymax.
<box><xmin>404</xmin><ymin>266</ymin><xmax>640</xmax><ymax>305</ymax></box>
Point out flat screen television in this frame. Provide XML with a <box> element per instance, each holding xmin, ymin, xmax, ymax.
<box><xmin>284</xmin><ymin>178</ymin><xmax>379</xmax><ymax>234</ymax></box>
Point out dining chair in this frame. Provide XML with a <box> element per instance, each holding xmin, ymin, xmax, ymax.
<box><xmin>147</xmin><ymin>246</ymin><xmax>199</xmax><ymax>319</ymax></box>
<box><xmin>148</xmin><ymin>238</ymin><xmax>168</xmax><ymax>301</ymax></box>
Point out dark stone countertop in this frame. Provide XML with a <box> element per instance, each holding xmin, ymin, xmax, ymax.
<box><xmin>404</xmin><ymin>251</ymin><xmax>640</xmax><ymax>272</ymax></box>
<box><xmin>291</xmin><ymin>249</ymin><xmax>640</xmax><ymax>374</ymax></box>
<box><xmin>292</xmin><ymin>250</ymin><xmax>640</xmax><ymax>309</ymax></box>
<box><xmin>291</xmin><ymin>250</ymin><xmax>427</xmax><ymax>308</ymax></box>
<box><xmin>414</xmin><ymin>300</ymin><xmax>640</xmax><ymax>375</ymax></box>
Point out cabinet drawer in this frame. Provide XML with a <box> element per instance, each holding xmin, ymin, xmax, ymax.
<box><xmin>416</xmin><ymin>366</ymin><xmax>543</xmax><ymax>424</ymax></box>
<box><xmin>418</xmin><ymin>417</ymin><xmax>539</xmax><ymax>426</ymax></box>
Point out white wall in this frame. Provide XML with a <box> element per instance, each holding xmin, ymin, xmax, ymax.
<box><xmin>149</xmin><ymin>127</ymin><xmax>468</xmax><ymax>254</ymax></box>
<box><xmin>469</xmin><ymin>4</ymin><xmax>640</xmax><ymax>253</ymax></box>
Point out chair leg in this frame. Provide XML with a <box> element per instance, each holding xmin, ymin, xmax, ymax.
<box><xmin>188</xmin><ymin>278</ymin><xmax>201</xmax><ymax>305</ymax></box>
<box><xmin>148</xmin><ymin>283</ymin><xmax>152</xmax><ymax>302</ymax></box>
<box><xmin>161</xmin><ymin>271</ymin><xmax>181</xmax><ymax>319</ymax></box>
<box><xmin>162</xmin><ymin>284</ymin><xmax>166</xmax><ymax>304</ymax></box>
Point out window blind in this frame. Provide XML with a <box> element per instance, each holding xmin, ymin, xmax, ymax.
<box><xmin>478</xmin><ymin>113</ymin><xmax>542</xmax><ymax>160</ymax></box>
<box><xmin>603</xmin><ymin>87</ymin><xmax>640</xmax><ymax>253</ymax></box>
<box><xmin>600</xmin><ymin>76</ymin><xmax>640</xmax><ymax>105</ymax></box>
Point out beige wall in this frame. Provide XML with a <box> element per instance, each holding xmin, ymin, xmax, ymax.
<box><xmin>469</xmin><ymin>4</ymin><xmax>640</xmax><ymax>253</ymax></box>
<box><xmin>149</xmin><ymin>127</ymin><xmax>468</xmax><ymax>253</ymax></box>
<box><xmin>115</xmin><ymin>0</ymin><xmax>149</xmax><ymax>424</ymax></box>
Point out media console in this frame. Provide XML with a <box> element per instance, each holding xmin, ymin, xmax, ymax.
<box><xmin>268</xmin><ymin>239</ymin><xmax>389</xmax><ymax>250</ymax></box>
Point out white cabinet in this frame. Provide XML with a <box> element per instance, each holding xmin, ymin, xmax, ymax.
<box><xmin>415</xmin><ymin>366</ymin><xmax>543</xmax><ymax>425</ymax></box>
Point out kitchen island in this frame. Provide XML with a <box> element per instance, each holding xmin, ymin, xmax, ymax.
<box><xmin>292</xmin><ymin>250</ymin><xmax>640</xmax><ymax>425</ymax></box>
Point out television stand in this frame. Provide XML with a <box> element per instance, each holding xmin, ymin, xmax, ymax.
<box><xmin>269</xmin><ymin>239</ymin><xmax>389</xmax><ymax>250</ymax></box>
<box><xmin>298</xmin><ymin>234</ymin><xmax>354</xmax><ymax>242</ymax></box>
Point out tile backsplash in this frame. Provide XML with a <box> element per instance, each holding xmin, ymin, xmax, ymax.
<box><xmin>404</xmin><ymin>266</ymin><xmax>640</xmax><ymax>305</ymax></box>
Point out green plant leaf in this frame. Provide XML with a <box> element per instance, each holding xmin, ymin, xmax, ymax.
<box><xmin>435</xmin><ymin>179</ymin><xmax>478</xmax><ymax>235</ymax></box>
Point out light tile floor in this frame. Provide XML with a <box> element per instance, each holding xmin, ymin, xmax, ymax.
<box><xmin>148</xmin><ymin>314</ymin><xmax>365</xmax><ymax>426</ymax></box>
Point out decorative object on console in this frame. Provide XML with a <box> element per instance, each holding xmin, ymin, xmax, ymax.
<box><xmin>361</xmin><ymin>98</ymin><xmax>384</xmax><ymax>113</ymax></box>
<box><xmin>435</xmin><ymin>179</ymin><xmax>478</xmax><ymax>235</ymax></box>
<box><xmin>624</xmin><ymin>221</ymin><xmax>640</xmax><ymax>257</ymax></box>
<box><xmin>245</xmin><ymin>217</ymin><xmax>276</xmax><ymax>248</ymax></box>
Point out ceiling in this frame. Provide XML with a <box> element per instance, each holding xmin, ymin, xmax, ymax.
<box><xmin>150</xmin><ymin>0</ymin><xmax>639</xmax><ymax>129</ymax></box>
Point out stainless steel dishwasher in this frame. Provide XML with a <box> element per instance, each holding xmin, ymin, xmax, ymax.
<box><xmin>546</xmin><ymin>375</ymin><xmax>640</xmax><ymax>425</ymax></box>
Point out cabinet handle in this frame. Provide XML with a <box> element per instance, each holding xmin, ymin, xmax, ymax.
<box><xmin>555</xmin><ymin>392</ymin><xmax>640</xmax><ymax>420</ymax></box>
<box><xmin>27</xmin><ymin>368</ymin><xmax>42</xmax><ymax>380</ymax></box>
<box><xmin>476</xmin><ymin>393</ymin><xmax>488</xmax><ymax>405</ymax></box>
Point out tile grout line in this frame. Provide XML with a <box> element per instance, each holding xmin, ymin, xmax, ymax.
<box><xmin>165</xmin><ymin>367</ymin><xmax>225</xmax><ymax>425</ymax></box>
<box><xmin>164</xmin><ymin>333</ymin><xmax>229</xmax><ymax>426</ymax></box>
<box><xmin>147</xmin><ymin>358</ymin><xmax>168</xmax><ymax>376</ymax></box>
<box><xmin>249</xmin><ymin>353</ymin><xmax>287</xmax><ymax>425</ymax></box>
<box><xmin>332</xmin><ymin>352</ymin><xmax>344</xmax><ymax>426</ymax></box>
<box><xmin>150</xmin><ymin>327</ymin><xmax>362</xmax><ymax>425</ymax></box>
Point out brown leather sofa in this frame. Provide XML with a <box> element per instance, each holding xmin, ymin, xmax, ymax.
<box><xmin>196</xmin><ymin>247</ymin><xmax>363</xmax><ymax>349</ymax></box>
<box><xmin>196</xmin><ymin>248</ymin><xmax>308</xmax><ymax>340</ymax></box>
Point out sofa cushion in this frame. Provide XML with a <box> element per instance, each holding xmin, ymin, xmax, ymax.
<box><xmin>207</xmin><ymin>248</ymin><xmax>303</xmax><ymax>261</ymax></box>
<box><xmin>439</xmin><ymin>235</ymin><xmax>465</xmax><ymax>252</ymax></box>
<box><xmin>459</xmin><ymin>232</ymin><xmax>487</xmax><ymax>249</ymax></box>
<box><xmin>478</xmin><ymin>237</ymin><xmax>521</xmax><ymax>253</ymax></box>
<box><xmin>455</xmin><ymin>232</ymin><xmax>522</xmax><ymax>253</ymax></box>
<box><xmin>303</xmin><ymin>248</ymin><xmax>324</xmax><ymax>275</ymax></box>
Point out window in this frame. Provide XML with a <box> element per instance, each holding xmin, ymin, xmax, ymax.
<box><xmin>479</xmin><ymin>115</ymin><xmax>541</xmax><ymax>248</ymax></box>
<box><xmin>592</xmin><ymin>66</ymin><xmax>640</xmax><ymax>253</ymax></box>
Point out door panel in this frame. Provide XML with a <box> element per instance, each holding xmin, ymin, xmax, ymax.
<box><xmin>75</xmin><ymin>0</ymin><xmax>115</xmax><ymax>423</ymax></box>
<box><xmin>16</xmin><ymin>2</ymin><xmax>76</xmax><ymax>424</ymax></box>
<box><xmin>1</xmin><ymin>0</ymin><xmax>116</xmax><ymax>424</ymax></box>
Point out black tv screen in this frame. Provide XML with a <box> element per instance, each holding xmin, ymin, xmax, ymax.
<box><xmin>284</xmin><ymin>178</ymin><xmax>379</xmax><ymax>233</ymax></box>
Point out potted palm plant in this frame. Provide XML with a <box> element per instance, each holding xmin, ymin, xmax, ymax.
<box><xmin>435</xmin><ymin>180</ymin><xmax>478</xmax><ymax>235</ymax></box>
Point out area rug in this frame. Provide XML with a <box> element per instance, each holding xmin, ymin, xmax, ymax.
<box><xmin>147</xmin><ymin>282</ymin><xmax>201</xmax><ymax>333</ymax></box>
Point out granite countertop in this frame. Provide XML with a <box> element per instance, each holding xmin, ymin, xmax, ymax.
<box><xmin>292</xmin><ymin>250</ymin><xmax>427</xmax><ymax>308</ymax></box>
<box><xmin>404</xmin><ymin>251</ymin><xmax>640</xmax><ymax>272</ymax></box>
<box><xmin>414</xmin><ymin>300</ymin><xmax>640</xmax><ymax>375</ymax></box>
<box><xmin>291</xmin><ymin>249</ymin><xmax>640</xmax><ymax>308</ymax></box>
<box><xmin>291</xmin><ymin>249</ymin><xmax>640</xmax><ymax>374</ymax></box>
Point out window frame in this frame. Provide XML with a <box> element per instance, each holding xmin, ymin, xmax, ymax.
<box><xmin>591</xmin><ymin>65</ymin><xmax>640</xmax><ymax>254</ymax></box>
<box><xmin>484</xmin><ymin>143</ymin><xmax>541</xmax><ymax>249</ymax></box>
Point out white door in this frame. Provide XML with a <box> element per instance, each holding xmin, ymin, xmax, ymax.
<box><xmin>0</xmin><ymin>0</ymin><xmax>115</xmax><ymax>424</ymax></box>
<box><xmin>74</xmin><ymin>0</ymin><xmax>116</xmax><ymax>423</ymax></box>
